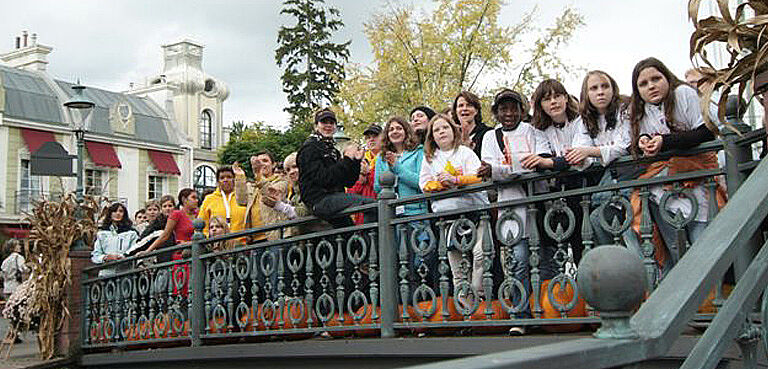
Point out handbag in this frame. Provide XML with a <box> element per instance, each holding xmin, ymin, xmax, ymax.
<box><xmin>14</xmin><ymin>255</ymin><xmax>22</xmax><ymax>283</ymax></box>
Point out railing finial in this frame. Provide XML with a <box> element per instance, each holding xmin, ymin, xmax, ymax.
<box><xmin>578</xmin><ymin>245</ymin><xmax>646</xmax><ymax>339</ymax></box>
<box><xmin>192</xmin><ymin>218</ymin><xmax>206</xmax><ymax>241</ymax></box>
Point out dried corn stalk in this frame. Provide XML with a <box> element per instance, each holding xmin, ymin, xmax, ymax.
<box><xmin>23</xmin><ymin>194</ymin><xmax>98</xmax><ymax>360</ymax></box>
<box><xmin>689</xmin><ymin>0</ymin><xmax>768</xmax><ymax>133</ymax></box>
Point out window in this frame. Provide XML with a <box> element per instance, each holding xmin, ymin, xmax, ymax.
<box><xmin>194</xmin><ymin>165</ymin><xmax>216</xmax><ymax>195</ymax></box>
<box><xmin>148</xmin><ymin>176</ymin><xmax>164</xmax><ymax>200</ymax></box>
<box><xmin>85</xmin><ymin>169</ymin><xmax>103</xmax><ymax>196</ymax></box>
<box><xmin>200</xmin><ymin>110</ymin><xmax>213</xmax><ymax>149</ymax></box>
<box><xmin>18</xmin><ymin>159</ymin><xmax>42</xmax><ymax>213</ymax></box>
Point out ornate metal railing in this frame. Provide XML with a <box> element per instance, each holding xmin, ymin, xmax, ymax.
<box><xmin>80</xmin><ymin>127</ymin><xmax>765</xmax><ymax>362</ymax></box>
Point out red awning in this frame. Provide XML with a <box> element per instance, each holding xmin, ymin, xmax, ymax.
<box><xmin>85</xmin><ymin>141</ymin><xmax>122</xmax><ymax>168</ymax></box>
<box><xmin>148</xmin><ymin>150</ymin><xmax>181</xmax><ymax>175</ymax></box>
<box><xmin>2</xmin><ymin>226</ymin><xmax>29</xmax><ymax>239</ymax></box>
<box><xmin>21</xmin><ymin>128</ymin><xmax>56</xmax><ymax>154</ymax></box>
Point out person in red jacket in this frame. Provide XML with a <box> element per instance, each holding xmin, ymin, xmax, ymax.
<box><xmin>347</xmin><ymin>124</ymin><xmax>382</xmax><ymax>224</ymax></box>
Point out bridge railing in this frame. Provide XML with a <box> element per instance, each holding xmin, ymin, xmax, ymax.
<box><xmin>79</xmin><ymin>127</ymin><xmax>764</xmax><ymax>353</ymax></box>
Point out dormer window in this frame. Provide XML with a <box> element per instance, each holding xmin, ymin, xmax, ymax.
<box><xmin>200</xmin><ymin>109</ymin><xmax>213</xmax><ymax>149</ymax></box>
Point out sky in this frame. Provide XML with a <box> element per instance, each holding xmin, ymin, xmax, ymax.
<box><xmin>0</xmin><ymin>0</ymin><xmax>716</xmax><ymax>130</ymax></box>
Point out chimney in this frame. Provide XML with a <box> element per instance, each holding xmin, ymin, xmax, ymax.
<box><xmin>0</xmin><ymin>31</ymin><xmax>53</xmax><ymax>72</ymax></box>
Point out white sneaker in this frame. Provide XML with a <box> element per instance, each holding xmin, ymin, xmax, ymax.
<box><xmin>509</xmin><ymin>326</ymin><xmax>526</xmax><ymax>336</ymax></box>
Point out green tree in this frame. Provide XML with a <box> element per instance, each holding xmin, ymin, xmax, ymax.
<box><xmin>336</xmin><ymin>0</ymin><xmax>584</xmax><ymax>133</ymax></box>
<box><xmin>218</xmin><ymin>122</ymin><xmax>307</xmax><ymax>177</ymax></box>
<box><xmin>276</xmin><ymin>0</ymin><xmax>351</xmax><ymax>130</ymax></box>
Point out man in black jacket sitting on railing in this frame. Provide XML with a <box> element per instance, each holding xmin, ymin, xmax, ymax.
<box><xmin>297</xmin><ymin>108</ymin><xmax>377</xmax><ymax>228</ymax></box>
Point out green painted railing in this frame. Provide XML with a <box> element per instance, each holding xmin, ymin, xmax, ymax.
<box><xmin>79</xmin><ymin>126</ymin><xmax>765</xmax><ymax>368</ymax></box>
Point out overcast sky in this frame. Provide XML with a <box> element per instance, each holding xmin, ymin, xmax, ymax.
<box><xmin>0</xmin><ymin>0</ymin><xmax>715</xmax><ymax>129</ymax></box>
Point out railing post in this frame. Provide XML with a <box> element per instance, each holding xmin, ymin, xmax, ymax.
<box><xmin>723</xmin><ymin>124</ymin><xmax>759</xmax><ymax>284</ymax></box>
<box><xmin>378</xmin><ymin>171</ymin><xmax>397</xmax><ymax>338</ymax></box>
<box><xmin>722</xmin><ymin>124</ymin><xmax>753</xmax><ymax>196</ymax></box>
<box><xmin>190</xmin><ymin>219</ymin><xmax>206</xmax><ymax>346</ymax></box>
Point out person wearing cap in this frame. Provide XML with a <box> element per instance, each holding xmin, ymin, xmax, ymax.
<box><xmin>409</xmin><ymin>106</ymin><xmax>436</xmax><ymax>144</ymax></box>
<box><xmin>480</xmin><ymin>88</ymin><xmax>544</xmax><ymax>334</ymax></box>
<box><xmin>347</xmin><ymin>124</ymin><xmax>383</xmax><ymax>224</ymax></box>
<box><xmin>297</xmin><ymin>108</ymin><xmax>377</xmax><ymax>228</ymax></box>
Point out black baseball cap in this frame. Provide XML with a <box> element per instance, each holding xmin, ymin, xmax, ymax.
<box><xmin>492</xmin><ymin>89</ymin><xmax>525</xmax><ymax>113</ymax></box>
<box><xmin>315</xmin><ymin>108</ymin><xmax>337</xmax><ymax>124</ymax></box>
<box><xmin>363</xmin><ymin>125</ymin><xmax>382</xmax><ymax>136</ymax></box>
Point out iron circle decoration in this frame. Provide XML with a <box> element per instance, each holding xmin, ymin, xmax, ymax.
<box><xmin>103</xmin><ymin>318</ymin><xmax>116</xmax><ymax>342</ymax></box>
<box><xmin>547</xmin><ymin>274</ymin><xmax>579</xmax><ymax>312</ymax></box>
<box><xmin>286</xmin><ymin>245</ymin><xmax>305</xmax><ymax>274</ymax></box>
<box><xmin>450</xmin><ymin>217</ymin><xmax>478</xmax><ymax>253</ymax></box>
<box><xmin>212</xmin><ymin>304</ymin><xmax>227</xmax><ymax>329</ymax></box>
<box><xmin>153</xmin><ymin>313</ymin><xmax>169</xmax><ymax>338</ymax></box>
<box><xmin>120</xmin><ymin>277</ymin><xmax>133</xmax><ymax>299</ymax></box>
<box><xmin>137</xmin><ymin>315</ymin><xmax>149</xmax><ymax>338</ymax></box>
<box><xmin>235</xmin><ymin>302</ymin><xmax>249</xmax><ymax>329</ymax></box>
<box><xmin>105</xmin><ymin>280</ymin><xmax>117</xmax><ymax>301</ymax></box>
<box><xmin>410</xmin><ymin>223</ymin><xmax>436</xmax><ymax>257</ymax></box>
<box><xmin>90</xmin><ymin>321</ymin><xmax>101</xmax><ymax>342</ymax></box>
<box><xmin>597</xmin><ymin>195</ymin><xmax>633</xmax><ymax>236</ymax></box>
<box><xmin>260</xmin><ymin>250</ymin><xmax>277</xmax><ymax>277</ymax></box>
<box><xmin>315</xmin><ymin>239</ymin><xmax>335</xmax><ymax>268</ymax></box>
<box><xmin>659</xmin><ymin>189</ymin><xmax>698</xmax><ymax>229</ymax></box>
<box><xmin>120</xmin><ymin>316</ymin><xmax>131</xmax><ymax>340</ymax></box>
<box><xmin>497</xmin><ymin>278</ymin><xmax>528</xmax><ymax>314</ymax></box>
<box><xmin>762</xmin><ymin>284</ymin><xmax>768</xmax><ymax>358</ymax></box>
<box><xmin>314</xmin><ymin>293</ymin><xmax>336</xmax><ymax>323</ymax></box>
<box><xmin>286</xmin><ymin>297</ymin><xmax>305</xmax><ymax>325</ymax></box>
<box><xmin>346</xmin><ymin>233</ymin><xmax>368</xmax><ymax>265</ymax></box>
<box><xmin>495</xmin><ymin>210</ymin><xmax>524</xmax><ymax>246</ymax></box>
<box><xmin>153</xmin><ymin>269</ymin><xmax>168</xmax><ymax>293</ymax></box>
<box><xmin>543</xmin><ymin>200</ymin><xmax>576</xmax><ymax>242</ymax></box>
<box><xmin>348</xmin><ymin>290</ymin><xmax>369</xmax><ymax>321</ymax></box>
<box><xmin>138</xmin><ymin>273</ymin><xmax>150</xmax><ymax>295</ymax></box>
<box><xmin>172</xmin><ymin>266</ymin><xmax>188</xmax><ymax>290</ymax></box>
<box><xmin>260</xmin><ymin>299</ymin><xmax>277</xmax><ymax>328</ymax></box>
<box><xmin>90</xmin><ymin>283</ymin><xmax>102</xmax><ymax>303</ymax></box>
<box><xmin>234</xmin><ymin>254</ymin><xmax>250</xmax><ymax>280</ymax></box>
<box><xmin>211</xmin><ymin>259</ymin><xmax>228</xmax><ymax>283</ymax></box>
<box><xmin>452</xmin><ymin>281</ymin><xmax>480</xmax><ymax>316</ymax></box>
<box><xmin>412</xmin><ymin>285</ymin><xmax>438</xmax><ymax>318</ymax></box>
<box><xmin>170</xmin><ymin>308</ymin><xmax>185</xmax><ymax>335</ymax></box>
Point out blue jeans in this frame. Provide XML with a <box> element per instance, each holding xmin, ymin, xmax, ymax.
<box><xmin>500</xmin><ymin>239</ymin><xmax>531</xmax><ymax>318</ymax></box>
<box><xmin>649</xmin><ymin>202</ymin><xmax>707</xmax><ymax>275</ymax></box>
<box><xmin>312</xmin><ymin>193</ymin><xmax>377</xmax><ymax>228</ymax></box>
<box><xmin>589</xmin><ymin>206</ymin><xmax>643</xmax><ymax>259</ymax></box>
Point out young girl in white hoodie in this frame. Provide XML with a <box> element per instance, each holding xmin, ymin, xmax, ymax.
<box><xmin>419</xmin><ymin>113</ymin><xmax>489</xmax><ymax>298</ymax></box>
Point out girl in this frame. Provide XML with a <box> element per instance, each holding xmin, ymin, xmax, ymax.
<box><xmin>451</xmin><ymin>91</ymin><xmax>491</xmax><ymax>157</ymax></box>
<box><xmin>410</xmin><ymin>106</ymin><xmax>436</xmax><ymax>144</ymax></box>
<box><xmin>132</xmin><ymin>196</ymin><xmax>176</xmax><ymax>262</ymax></box>
<box><xmin>140</xmin><ymin>189</ymin><xmax>198</xmax><ymax>256</ymax></box>
<box><xmin>526</xmin><ymin>79</ymin><xmax>589</xmax><ymax>265</ymax></box>
<box><xmin>628</xmin><ymin>57</ymin><xmax>721</xmax><ymax>272</ymax></box>
<box><xmin>419</xmin><ymin>113</ymin><xmax>488</xmax><ymax>297</ymax></box>
<box><xmin>569</xmin><ymin>71</ymin><xmax>639</xmax><ymax>252</ymax></box>
<box><xmin>91</xmin><ymin>203</ymin><xmax>139</xmax><ymax>277</ymax></box>
<box><xmin>208</xmin><ymin>215</ymin><xmax>235</xmax><ymax>252</ymax></box>
<box><xmin>374</xmin><ymin>116</ymin><xmax>432</xmax><ymax>286</ymax></box>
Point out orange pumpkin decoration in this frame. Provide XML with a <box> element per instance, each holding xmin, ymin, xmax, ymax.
<box><xmin>411</xmin><ymin>296</ymin><xmax>463</xmax><ymax>335</ymax></box>
<box><xmin>534</xmin><ymin>279</ymin><xmax>587</xmax><ymax>333</ymax></box>
<box><xmin>698</xmin><ymin>284</ymin><xmax>734</xmax><ymax>314</ymax></box>
<box><xmin>351</xmin><ymin>304</ymin><xmax>421</xmax><ymax>337</ymax></box>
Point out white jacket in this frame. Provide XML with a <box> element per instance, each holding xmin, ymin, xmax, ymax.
<box><xmin>419</xmin><ymin>145</ymin><xmax>489</xmax><ymax>213</ymax></box>
<box><xmin>91</xmin><ymin>226</ymin><xmax>138</xmax><ymax>276</ymax></box>
<box><xmin>1</xmin><ymin>252</ymin><xmax>28</xmax><ymax>294</ymax></box>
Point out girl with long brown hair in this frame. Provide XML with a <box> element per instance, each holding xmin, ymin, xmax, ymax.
<box><xmin>628</xmin><ymin>57</ymin><xmax>722</xmax><ymax>273</ymax></box>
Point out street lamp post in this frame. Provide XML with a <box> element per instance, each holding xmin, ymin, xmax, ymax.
<box><xmin>63</xmin><ymin>82</ymin><xmax>95</xmax><ymax>251</ymax></box>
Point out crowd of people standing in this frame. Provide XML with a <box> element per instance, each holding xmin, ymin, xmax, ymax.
<box><xmin>75</xmin><ymin>56</ymin><xmax>739</xmax><ymax>334</ymax></box>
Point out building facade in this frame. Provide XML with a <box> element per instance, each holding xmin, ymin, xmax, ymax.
<box><xmin>0</xmin><ymin>32</ymin><xmax>229</xmax><ymax>238</ymax></box>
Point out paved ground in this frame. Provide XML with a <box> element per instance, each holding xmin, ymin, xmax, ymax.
<box><xmin>0</xmin><ymin>317</ymin><xmax>46</xmax><ymax>369</ymax></box>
